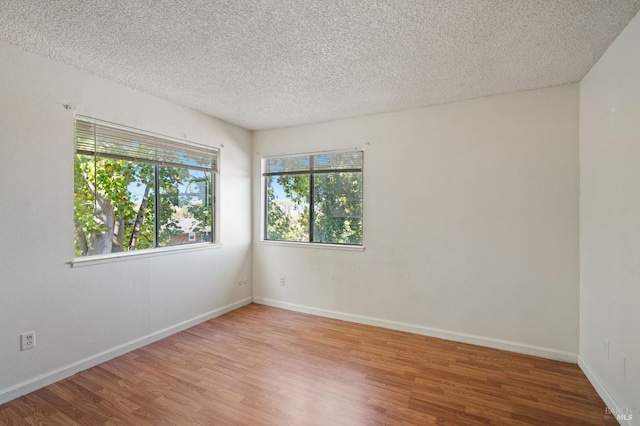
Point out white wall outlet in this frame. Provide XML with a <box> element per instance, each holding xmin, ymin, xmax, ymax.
<box><xmin>280</xmin><ymin>276</ymin><xmax>286</xmax><ymax>286</ymax></box>
<box><xmin>238</xmin><ymin>279</ymin><xmax>243</xmax><ymax>286</ymax></box>
<box><xmin>21</xmin><ymin>331</ymin><xmax>36</xmax><ymax>351</ymax></box>
<box><xmin>604</xmin><ymin>339</ymin><xmax>610</xmax><ymax>359</ymax></box>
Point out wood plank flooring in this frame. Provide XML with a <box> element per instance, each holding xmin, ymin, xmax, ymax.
<box><xmin>0</xmin><ymin>304</ymin><xmax>617</xmax><ymax>425</ymax></box>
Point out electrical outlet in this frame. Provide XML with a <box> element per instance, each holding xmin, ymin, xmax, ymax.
<box><xmin>280</xmin><ymin>277</ymin><xmax>286</xmax><ymax>286</ymax></box>
<box><xmin>238</xmin><ymin>279</ymin><xmax>243</xmax><ymax>286</ymax></box>
<box><xmin>604</xmin><ymin>339</ymin><xmax>610</xmax><ymax>360</ymax></box>
<box><xmin>21</xmin><ymin>331</ymin><xmax>36</xmax><ymax>351</ymax></box>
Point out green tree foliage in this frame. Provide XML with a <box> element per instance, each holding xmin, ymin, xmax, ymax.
<box><xmin>266</xmin><ymin>172</ymin><xmax>362</xmax><ymax>244</ymax></box>
<box><xmin>74</xmin><ymin>155</ymin><xmax>212</xmax><ymax>256</ymax></box>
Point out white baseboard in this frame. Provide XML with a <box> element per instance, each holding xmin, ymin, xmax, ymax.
<box><xmin>253</xmin><ymin>297</ymin><xmax>577</xmax><ymax>363</ymax></box>
<box><xmin>0</xmin><ymin>297</ymin><xmax>252</xmax><ymax>405</ymax></box>
<box><xmin>578</xmin><ymin>356</ymin><xmax>633</xmax><ymax>426</ymax></box>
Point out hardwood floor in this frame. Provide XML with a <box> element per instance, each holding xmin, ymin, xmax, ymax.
<box><xmin>1</xmin><ymin>304</ymin><xmax>616</xmax><ymax>425</ymax></box>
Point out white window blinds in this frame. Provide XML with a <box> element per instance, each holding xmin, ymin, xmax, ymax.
<box><xmin>75</xmin><ymin>118</ymin><xmax>218</xmax><ymax>172</ymax></box>
<box><xmin>264</xmin><ymin>150</ymin><xmax>363</xmax><ymax>175</ymax></box>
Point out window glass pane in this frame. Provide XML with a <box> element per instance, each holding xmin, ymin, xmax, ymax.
<box><xmin>313</xmin><ymin>172</ymin><xmax>363</xmax><ymax>244</ymax></box>
<box><xmin>266</xmin><ymin>175</ymin><xmax>310</xmax><ymax>242</ymax></box>
<box><xmin>74</xmin><ymin>155</ymin><xmax>156</xmax><ymax>256</ymax></box>
<box><xmin>157</xmin><ymin>167</ymin><xmax>212</xmax><ymax>247</ymax></box>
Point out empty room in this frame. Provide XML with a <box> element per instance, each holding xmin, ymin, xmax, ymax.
<box><xmin>0</xmin><ymin>1</ymin><xmax>638</xmax><ymax>425</ymax></box>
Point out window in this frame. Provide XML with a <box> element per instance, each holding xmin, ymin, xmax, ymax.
<box><xmin>74</xmin><ymin>117</ymin><xmax>217</xmax><ymax>257</ymax></box>
<box><xmin>263</xmin><ymin>150</ymin><xmax>363</xmax><ymax>245</ymax></box>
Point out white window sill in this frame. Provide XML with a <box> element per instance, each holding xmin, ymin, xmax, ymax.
<box><xmin>70</xmin><ymin>243</ymin><xmax>222</xmax><ymax>267</ymax></box>
<box><xmin>258</xmin><ymin>240</ymin><xmax>365</xmax><ymax>252</ymax></box>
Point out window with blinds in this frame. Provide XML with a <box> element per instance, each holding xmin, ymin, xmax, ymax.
<box><xmin>262</xmin><ymin>150</ymin><xmax>363</xmax><ymax>245</ymax></box>
<box><xmin>73</xmin><ymin>117</ymin><xmax>217</xmax><ymax>257</ymax></box>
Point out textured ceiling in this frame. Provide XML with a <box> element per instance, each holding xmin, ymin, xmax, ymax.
<box><xmin>1</xmin><ymin>1</ymin><xmax>639</xmax><ymax>130</ymax></box>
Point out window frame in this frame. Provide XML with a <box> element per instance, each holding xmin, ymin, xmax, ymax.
<box><xmin>71</xmin><ymin>116</ymin><xmax>220</xmax><ymax>266</ymax></box>
<box><xmin>261</xmin><ymin>148</ymin><xmax>364</xmax><ymax>248</ymax></box>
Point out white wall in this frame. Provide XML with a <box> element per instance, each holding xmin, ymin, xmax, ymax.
<box><xmin>0</xmin><ymin>42</ymin><xmax>252</xmax><ymax>402</ymax></box>
<box><xmin>252</xmin><ymin>84</ymin><xmax>580</xmax><ymax>361</ymax></box>
<box><xmin>579</xmin><ymin>11</ymin><xmax>640</xmax><ymax>420</ymax></box>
